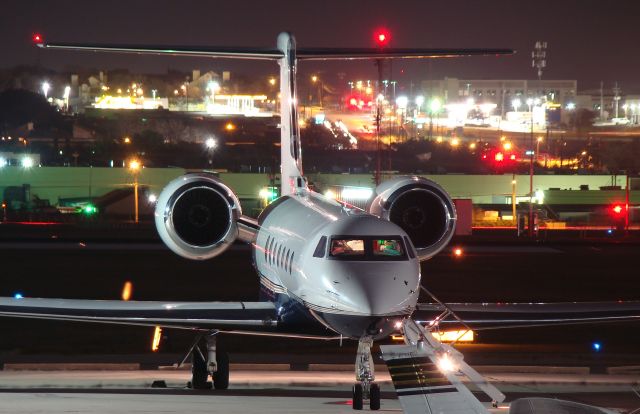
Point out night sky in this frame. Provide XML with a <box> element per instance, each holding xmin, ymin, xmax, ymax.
<box><xmin>2</xmin><ymin>0</ymin><xmax>640</xmax><ymax>91</ymax></box>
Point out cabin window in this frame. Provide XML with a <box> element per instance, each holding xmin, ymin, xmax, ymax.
<box><xmin>264</xmin><ymin>236</ymin><xmax>271</xmax><ymax>262</ymax></box>
<box><xmin>285</xmin><ymin>249</ymin><xmax>290</xmax><ymax>271</ymax></box>
<box><xmin>269</xmin><ymin>238</ymin><xmax>276</xmax><ymax>265</ymax></box>
<box><xmin>289</xmin><ymin>252</ymin><xmax>294</xmax><ymax>274</ymax></box>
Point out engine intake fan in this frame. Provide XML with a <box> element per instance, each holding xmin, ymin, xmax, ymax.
<box><xmin>368</xmin><ymin>177</ymin><xmax>456</xmax><ymax>261</ymax></box>
<box><xmin>155</xmin><ymin>173</ymin><xmax>241</xmax><ymax>260</ymax></box>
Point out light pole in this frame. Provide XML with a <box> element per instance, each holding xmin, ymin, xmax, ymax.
<box><xmin>529</xmin><ymin>103</ymin><xmax>535</xmax><ymax>238</ymax></box>
<box><xmin>511</xmin><ymin>98</ymin><xmax>521</xmax><ymax>112</ymax></box>
<box><xmin>63</xmin><ymin>86</ymin><xmax>71</xmax><ymax>112</ymax></box>
<box><xmin>429</xmin><ymin>98</ymin><xmax>441</xmax><ymax>140</ymax></box>
<box><xmin>128</xmin><ymin>159</ymin><xmax>141</xmax><ymax>224</ymax></box>
<box><xmin>207</xmin><ymin>81</ymin><xmax>220</xmax><ymax>111</ymax></box>
<box><xmin>536</xmin><ymin>136</ymin><xmax>543</xmax><ymax>163</ymax></box>
<box><xmin>311</xmin><ymin>75</ymin><xmax>323</xmax><ymax>108</ymax></box>
<box><xmin>511</xmin><ymin>177</ymin><xmax>517</xmax><ymax>224</ymax></box>
<box><xmin>415</xmin><ymin>95</ymin><xmax>424</xmax><ymax>116</ymax></box>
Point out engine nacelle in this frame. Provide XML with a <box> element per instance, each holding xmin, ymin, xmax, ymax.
<box><xmin>155</xmin><ymin>173</ymin><xmax>241</xmax><ymax>260</ymax></box>
<box><xmin>368</xmin><ymin>176</ymin><xmax>456</xmax><ymax>261</ymax></box>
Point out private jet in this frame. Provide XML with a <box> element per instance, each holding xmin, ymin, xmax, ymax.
<box><xmin>1</xmin><ymin>32</ymin><xmax>640</xmax><ymax>413</ymax></box>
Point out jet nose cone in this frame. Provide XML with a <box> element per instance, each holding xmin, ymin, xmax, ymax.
<box><xmin>351</xmin><ymin>271</ymin><xmax>419</xmax><ymax>316</ymax></box>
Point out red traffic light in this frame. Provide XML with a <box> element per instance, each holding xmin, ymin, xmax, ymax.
<box><xmin>32</xmin><ymin>33</ymin><xmax>44</xmax><ymax>44</ymax></box>
<box><xmin>374</xmin><ymin>28</ymin><xmax>390</xmax><ymax>47</ymax></box>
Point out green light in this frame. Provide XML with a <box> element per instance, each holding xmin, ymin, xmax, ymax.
<box><xmin>259</xmin><ymin>187</ymin><xmax>279</xmax><ymax>203</ymax></box>
<box><xmin>83</xmin><ymin>205</ymin><xmax>97</xmax><ymax>215</ymax></box>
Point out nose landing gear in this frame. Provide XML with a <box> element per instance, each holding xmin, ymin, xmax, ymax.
<box><xmin>352</xmin><ymin>336</ymin><xmax>380</xmax><ymax>410</ymax></box>
<box><xmin>189</xmin><ymin>334</ymin><xmax>229</xmax><ymax>390</ymax></box>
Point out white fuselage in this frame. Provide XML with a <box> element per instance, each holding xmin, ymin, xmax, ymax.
<box><xmin>253</xmin><ymin>190</ymin><xmax>421</xmax><ymax>338</ymax></box>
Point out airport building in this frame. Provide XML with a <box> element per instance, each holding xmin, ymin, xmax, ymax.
<box><xmin>421</xmin><ymin>78</ymin><xmax>578</xmax><ymax>117</ymax></box>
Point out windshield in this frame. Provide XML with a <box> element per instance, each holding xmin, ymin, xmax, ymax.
<box><xmin>372</xmin><ymin>239</ymin><xmax>404</xmax><ymax>257</ymax></box>
<box><xmin>330</xmin><ymin>239</ymin><xmax>365</xmax><ymax>257</ymax></box>
<box><xmin>329</xmin><ymin>236</ymin><xmax>407</xmax><ymax>260</ymax></box>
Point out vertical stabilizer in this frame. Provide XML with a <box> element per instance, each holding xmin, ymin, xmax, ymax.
<box><xmin>277</xmin><ymin>32</ymin><xmax>305</xmax><ymax>196</ymax></box>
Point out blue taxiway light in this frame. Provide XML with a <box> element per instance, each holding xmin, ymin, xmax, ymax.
<box><xmin>592</xmin><ymin>342</ymin><xmax>602</xmax><ymax>352</ymax></box>
<box><xmin>13</xmin><ymin>293</ymin><xmax>23</xmax><ymax>299</ymax></box>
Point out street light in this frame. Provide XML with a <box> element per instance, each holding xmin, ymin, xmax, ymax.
<box><xmin>429</xmin><ymin>98</ymin><xmax>442</xmax><ymax>140</ymax></box>
<box><xmin>526</xmin><ymin>98</ymin><xmax>534</xmax><ymax>112</ymax></box>
<box><xmin>63</xmin><ymin>86</ymin><xmax>71</xmax><ymax>111</ymax></box>
<box><xmin>310</xmin><ymin>75</ymin><xmax>322</xmax><ymax>107</ymax></box>
<box><xmin>41</xmin><ymin>82</ymin><xmax>50</xmax><ymax>98</ymax></box>
<box><xmin>205</xmin><ymin>137</ymin><xmax>217</xmax><ymax>166</ymax></box>
<box><xmin>511</xmin><ymin>98</ymin><xmax>521</xmax><ymax>113</ymax></box>
<box><xmin>415</xmin><ymin>95</ymin><xmax>424</xmax><ymax>112</ymax></box>
<box><xmin>128</xmin><ymin>159</ymin><xmax>141</xmax><ymax>224</ymax></box>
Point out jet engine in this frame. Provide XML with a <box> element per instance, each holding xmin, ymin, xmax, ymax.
<box><xmin>368</xmin><ymin>176</ymin><xmax>456</xmax><ymax>261</ymax></box>
<box><xmin>155</xmin><ymin>173</ymin><xmax>241</xmax><ymax>260</ymax></box>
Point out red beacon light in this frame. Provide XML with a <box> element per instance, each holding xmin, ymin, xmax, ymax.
<box><xmin>611</xmin><ymin>204</ymin><xmax>625</xmax><ymax>215</ymax></box>
<box><xmin>32</xmin><ymin>33</ymin><xmax>44</xmax><ymax>45</ymax></box>
<box><xmin>374</xmin><ymin>28</ymin><xmax>390</xmax><ymax>47</ymax></box>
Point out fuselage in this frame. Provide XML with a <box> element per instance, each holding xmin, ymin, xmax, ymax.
<box><xmin>253</xmin><ymin>190</ymin><xmax>421</xmax><ymax>339</ymax></box>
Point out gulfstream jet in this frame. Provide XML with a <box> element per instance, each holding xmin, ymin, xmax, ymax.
<box><xmin>1</xmin><ymin>33</ymin><xmax>640</xmax><ymax>412</ymax></box>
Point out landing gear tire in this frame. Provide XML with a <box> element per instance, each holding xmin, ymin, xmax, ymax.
<box><xmin>369</xmin><ymin>383</ymin><xmax>380</xmax><ymax>410</ymax></box>
<box><xmin>191</xmin><ymin>349</ymin><xmax>211</xmax><ymax>389</ymax></box>
<box><xmin>352</xmin><ymin>383</ymin><xmax>363</xmax><ymax>410</ymax></box>
<box><xmin>212</xmin><ymin>351</ymin><xmax>229</xmax><ymax>390</ymax></box>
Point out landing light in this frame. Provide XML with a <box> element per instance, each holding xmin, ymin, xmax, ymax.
<box><xmin>436</xmin><ymin>353</ymin><xmax>457</xmax><ymax>373</ymax></box>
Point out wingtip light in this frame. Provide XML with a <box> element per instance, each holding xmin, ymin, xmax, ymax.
<box><xmin>32</xmin><ymin>33</ymin><xmax>44</xmax><ymax>46</ymax></box>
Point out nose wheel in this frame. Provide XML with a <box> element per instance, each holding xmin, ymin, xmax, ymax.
<box><xmin>352</xmin><ymin>337</ymin><xmax>380</xmax><ymax>410</ymax></box>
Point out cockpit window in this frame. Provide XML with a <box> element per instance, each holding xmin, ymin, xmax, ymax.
<box><xmin>330</xmin><ymin>239</ymin><xmax>365</xmax><ymax>257</ymax></box>
<box><xmin>328</xmin><ymin>236</ymin><xmax>407</xmax><ymax>261</ymax></box>
<box><xmin>313</xmin><ymin>236</ymin><xmax>327</xmax><ymax>258</ymax></box>
<box><xmin>372</xmin><ymin>239</ymin><xmax>404</xmax><ymax>257</ymax></box>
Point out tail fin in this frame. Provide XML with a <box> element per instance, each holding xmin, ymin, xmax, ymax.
<box><xmin>277</xmin><ymin>32</ymin><xmax>304</xmax><ymax>196</ymax></box>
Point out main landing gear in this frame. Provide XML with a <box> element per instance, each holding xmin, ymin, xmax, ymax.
<box><xmin>352</xmin><ymin>337</ymin><xmax>380</xmax><ymax>410</ymax></box>
<box><xmin>190</xmin><ymin>334</ymin><xmax>229</xmax><ymax>390</ymax></box>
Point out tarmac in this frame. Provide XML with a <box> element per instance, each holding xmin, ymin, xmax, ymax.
<box><xmin>0</xmin><ymin>368</ymin><xmax>639</xmax><ymax>413</ymax></box>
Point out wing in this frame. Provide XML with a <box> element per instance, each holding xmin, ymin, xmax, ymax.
<box><xmin>414</xmin><ymin>301</ymin><xmax>640</xmax><ymax>330</ymax></box>
<box><xmin>36</xmin><ymin>40</ymin><xmax>513</xmax><ymax>61</ymax></box>
<box><xmin>297</xmin><ymin>48</ymin><xmax>514</xmax><ymax>60</ymax></box>
<box><xmin>0</xmin><ymin>296</ymin><xmax>277</xmax><ymax>331</ymax></box>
